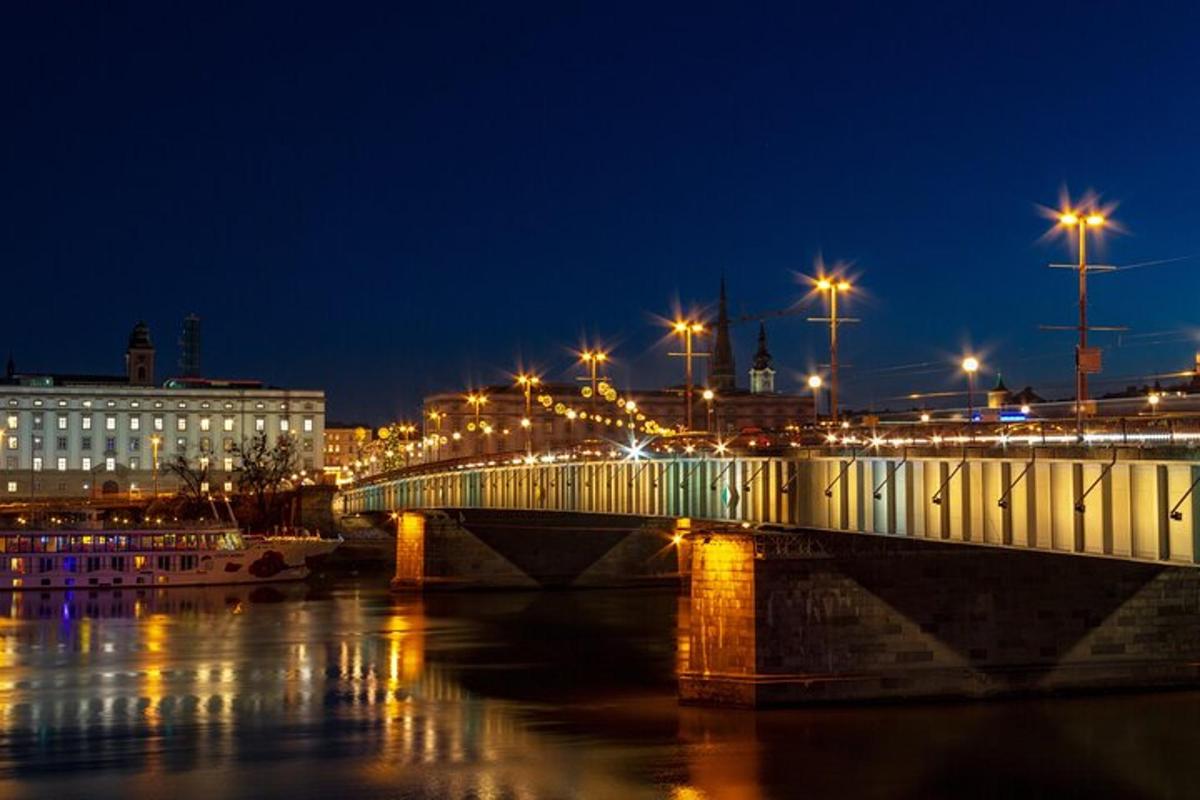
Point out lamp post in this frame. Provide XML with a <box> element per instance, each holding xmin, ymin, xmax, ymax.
<box><xmin>1057</xmin><ymin>210</ymin><xmax>1107</xmax><ymax>433</ymax></box>
<box><xmin>809</xmin><ymin>278</ymin><xmax>856</xmax><ymax>422</ymax></box>
<box><xmin>465</xmin><ymin>393</ymin><xmax>488</xmax><ymax>455</ymax></box>
<box><xmin>702</xmin><ymin>389</ymin><xmax>715</xmax><ymax>433</ymax></box>
<box><xmin>962</xmin><ymin>357</ymin><xmax>980</xmax><ymax>422</ymax></box>
<box><xmin>516</xmin><ymin>373</ymin><xmax>540</xmax><ymax>455</ymax></box>
<box><xmin>1148</xmin><ymin>392</ymin><xmax>1161</xmax><ymax>416</ymax></box>
<box><xmin>670</xmin><ymin>320</ymin><xmax>707</xmax><ymax>431</ymax></box>
<box><xmin>807</xmin><ymin>375</ymin><xmax>823</xmax><ymax>426</ymax></box>
<box><xmin>426</xmin><ymin>410</ymin><xmax>444</xmax><ymax>462</ymax></box>
<box><xmin>578</xmin><ymin>350</ymin><xmax>608</xmax><ymax>406</ymax></box>
<box><xmin>150</xmin><ymin>434</ymin><xmax>161</xmax><ymax>497</ymax></box>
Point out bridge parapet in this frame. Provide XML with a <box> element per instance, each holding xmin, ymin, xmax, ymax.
<box><xmin>341</xmin><ymin>450</ymin><xmax>1200</xmax><ymax>567</ymax></box>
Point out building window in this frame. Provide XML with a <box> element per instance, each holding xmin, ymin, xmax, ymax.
<box><xmin>177</xmin><ymin>402</ymin><xmax>187</xmax><ymax>409</ymax></box>
<box><xmin>254</xmin><ymin>417</ymin><xmax>265</xmax><ymax>432</ymax></box>
<box><xmin>223</xmin><ymin>456</ymin><xmax>234</xmax><ymax>472</ymax></box>
<box><xmin>82</xmin><ymin>400</ymin><xmax>92</xmax><ymax>408</ymax></box>
<box><xmin>200</xmin><ymin>437</ymin><xmax>211</xmax><ymax>453</ymax></box>
<box><xmin>223</xmin><ymin>481</ymin><xmax>233</xmax><ymax>493</ymax></box>
<box><xmin>56</xmin><ymin>416</ymin><xmax>67</xmax><ymax>430</ymax></box>
<box><xmin>105</xmin><ymin>457</ymin><xmax>115</xmax><ymax>472</ymax></box>
<box><xmin>255</xmin><ymin>402</ymin><xmax>265</xmax><ymax>410</ymax></box>
<box><xmin>6</xmin><ymin>436</ymin><xmax>16</xmax><ymax>450</ymax></box>
<box><xmin>177</xmin><ymin>417</ymin><xmax>187</xmax><ymax>431</ymax></box>
<box><xmin>82</xmin><ymin>457</ymin><xmax>91</xmax><ymax>471</ymax></box>
<box><xmin>303</xmin><ymin>438</ymin><xmax>313</xmax><ymax>451</ymax></box>
<box><xmin>33</xmin><ymin>399</ymin><xmax>42</xmax><ymax>407</ymax></box>
<box><xmin>129</xmin><ymin>457</ymin><xmax>139</xmax><ymax>470</ymax></box>
<box><xmin>153</xmin><ymin>415</ymin><xmax>164</xmax><ymax>431</ymax></box>
<box><xmin>201</xmin><ymin>401</ymin><xmax>210</xmax><ymax>409</ymax></box>
<box><xmin>6</xmin><ymin>482</ymin><xmax>14</xmax><ymax>493</ymax></box>
<box><xmin>176</xmin><ymin>436</ymin><xmax>186</xmax><ymax>450</ymax></box>
<box><xmin>303</xmin><ymin>417</ymin><xmax>313</xmax><ymax>432</ymax></box>
<box><xmin>56</xmin><ymin>457</ymin><xmax>66</xmax><ymax>472</ymax></box>
<box><xmin>56</xmin><ymin>436</ymin><xmax>67</xmax><ymax>450</ymax></box>
<box><xmin>32</xmin><ymin>435</ymin><xmax>42</xmax><ymax>451</ymax></box>
<box><xmin>106</xmin><ymin>400</ymin><xmax>116</xmax><ymax>408</ymax></box>
<box><xmin>105</xmin><ymin>416</ymin><xmax>116</xmax><ymax>431</ymax></box>
<box><xmin>82</xmin><ymin>416</ymin><xmax>92</xmax><ymax>430</ymax></box>
<box><xmin>104</xmin><ymin>436</ymin><xmax>116</xmax><ymax>454</ymax></box>
<box><xmin>4</xmin><ymin>456</ymin><xmax>14</xmax><ymax>470</ymax></box>
<box><xmin>130</xmin><ymin>417</ymin><xmax>141</xmax><ymax>431</ymax></box>
<box><xmin>81</xmin><ymin>436</ymin><xmax>91</xmax><ymax>451</ymax></box>
<box><xmin>280</xmin><ymin>419</ymin><xmax>290</xmax><ymax>432</ymax></box>
<box><xmin>199</xmin><ymin>456</ymin><xmax>209</xmax><ymax>470</ymax></box>
<box><xmin>200</xmin><ymin>417</ymin><xmax>211</xmax><ymax>431</ymax></box>
<box><xmin>32</xmin><ymin>457</ymin><xmax>42</xmax><ymax>472</ymax></box>
<box><xmin>130</xmin><ymin>400</ymin><xmax>140</xmax><ymax>408</ymax></box>
<box><xmin>129</xmin><ymin>438</ymin><xmax>140</xmax><ymax>452</ymax></box>
<box><xmin>223</xmin><ymin>417</ymin><xmax>234</xmax><ymax>432</ymax></box>
<box><xmin>32</xmin><ymin>413</ymin><xmax>43</xmax><ymax>430</ymax></box>
<box><xmin>5</xmin><ymin>415</ymin><xmax>16</xmax><ymax>430</ymax></box>
<box><xmin>223</xmin><ymin>437</ymin><xmax>235</xmax><ymax>452</ymax></box>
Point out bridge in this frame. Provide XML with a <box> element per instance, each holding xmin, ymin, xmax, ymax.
<box><xmin>340</xmin><ymin>445</ymin><xmax>1200</xmax><ymax>707</ymax></box>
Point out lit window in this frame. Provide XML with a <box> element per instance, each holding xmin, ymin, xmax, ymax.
<box><xmin>81</xmin><ymin>457</ymin><xmax>91</xmax><ymax>471</ymax></box>
<box><xmin>176</xmin><ymin>436</ymin><xmax>186</xmax><ymax>450</ymax></box>
<box><xmin>130</xmin><ymin>417</ymin><xmax>141</xmax><ymax>431</ymax></box>
<box><xmin>223</xmin><ymin>457</ymin><xmax>234</xmax><ymax>472</ymax></box>
<box><xmin>256</xmin><ymin>402</ymin><xmax>264</xmax><ymax>410</ymax></box>
<box><xmin>199</xmin><ymin>456</ymin><xmax>209</xmax><ymax>469</ymax></box>
<box><xmin>280</xmin><ymin>419</ymin><xmax>290</xmax><ymax>432</ymax></box>
<box><xmin>200</xmin><ymin>481</ymin><xmax>209</xmax><ymax>493</ymax></box>
<box><xmin>223</xmin><ymin>481</ymin><xmax>233</xmax><ymax>493</ymax></box>
<box><xmin>223</xmin><ymin>417</ymin><xmax>234</xmax><ymax>432</ymax></box>
<box><xmin>82</xmin><ymin>417</ymin><xmax>92</xmax><ymax>430</ymax></box>
<box><xmin>105</xmin><ymin>416</ymin><xmax>116</xmax><ymax>431</ymax></box>
<box><xmin>32</xmin><ymin>413</ymin><xmax>43</xmax><ymax>429</ymax></box>
<box><xmin>6</xmin><ymin>482</ymin><xmax>15</xmax><ymax>493</ymax></box>
<box><xmin>56</xmin><ymin>457</ymin><xmax>66</xmax><ymax>472</ymax></box>
<box><xmin>5</xmin><ymin>436</ymin><xmax>15</xmax><ymax>450</ymax></box>
<box><xmin>130</xmin><ymin>400</ymin><xmax>140</xmax><ymax>408</ymax></box>
<box><xmin>82</xmin><ymin>400</ymin><xmax>92</xmax><ymax>408</ymax></box>
<box><xmin>106</xmin><ymin>400</ymin><xmax>115</xmax><ymax>408</ymax></box>
<box><xmin>57</xmin><ymin>399</ymin><xmax>67</xmax><ymax>407</ymax></box>
<box><xmin>57</xmin><ymin>416</ymin><xmax>67</xmax><ymax>430</ymax></box>
<box><xmin>303</xmin><ymin>417</ymin><xmax>313</xmax><ymax>432</ymax></box>
<box><xmin>105</xmin><ymin>457</ymin><xmax>115</xmax><ymax>472</ymax></box>
<box><xmin>177</xmin><ymin>417</ymin><xmax>187</xmax><ymax>431</ymax></box>
<box><xmin>129</xmin><ymin>457</ymin><xmax>139</xmax><ymax>470</ymax></box>
<box><xmin>32</xmin><ymin>457</ymin><xmax>42</xmax><ymax>472</ymax></box>
<box><xmin>5</xmin><ymin>415</ymin><xmax>16</xmax><ymax>429</ymax></box>
<box><xmin>153</xmin><ymin>415</ymin><xmax>164</xmax><ymax>430</ymax></box>
<box><xmin>255</xmin><ymin>417</ymin><xmax>265</xmax><ymax>432</ymax></box>
<box><xmin>200</xmin><ymin>417</ymin><xmax>211</xmax><ymax>431</ymax></box>
<box><xmin>33</xmin><ymin>399</ymin><xmax>42</xmax><ymax>407</ymax></box>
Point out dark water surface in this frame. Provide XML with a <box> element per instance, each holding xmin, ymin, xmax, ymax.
<box><xmin>0</xmin><ymin>579</ymin><xmax>1197</xmax><ymax>799</ymax></box>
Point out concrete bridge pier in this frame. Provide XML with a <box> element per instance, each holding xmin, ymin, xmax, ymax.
<box><xmin>680</xmin><ymin>529</ymin><xmax>1200</xmax><ymax>707</ymax></box>
<box><xmin>390</xmin><ymin>509</ymin><xmax>689</xmax><ymax>590</ymax></box>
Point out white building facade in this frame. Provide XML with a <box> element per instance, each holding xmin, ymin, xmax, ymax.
<box><xmin>0</xmin><ymin>384</ymin><xmax>325</xmax><ymax>499</ymax></box>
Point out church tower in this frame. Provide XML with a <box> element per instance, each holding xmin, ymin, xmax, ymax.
<box><xmin>749</xmin><ymin>322</ymin><xmax>776</xmax><ymax>394</ymax></box>
<box><xmin>709</xmin><ymin>277</ymin><xmax>737</xmax><ymax>393</ymax></box>
<box><xmin>125</xmin><ymin>321</ymin><xmax>155</xmax><ymax>386</ymax></box>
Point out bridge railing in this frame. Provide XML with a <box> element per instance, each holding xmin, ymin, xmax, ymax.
<box><xmin>341</xmin><ymin>449</ymin><xmax>1200</xmax><ymax>567</ymax></box>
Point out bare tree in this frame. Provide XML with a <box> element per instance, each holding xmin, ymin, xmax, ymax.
<box><xmin>162</xmin><ymin>450</ymin><xmax>210</xmax><ymax>503</ymax></box>
<box><xmin>231</xmin><ymin>432</ymin><xmax>298</xmax><ymax>517</ymax></box>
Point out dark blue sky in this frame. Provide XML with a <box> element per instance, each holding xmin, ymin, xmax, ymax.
<box><xmin>4</xmin><ymin>2</ymin><xmax>1200</xmax><ymax>423</ymax></box>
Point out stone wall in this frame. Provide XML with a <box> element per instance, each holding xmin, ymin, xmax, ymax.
<box><xmin>680</xmin><ymin>529</ymin><xmax>1200</xmax><ymax>706</ymax></box>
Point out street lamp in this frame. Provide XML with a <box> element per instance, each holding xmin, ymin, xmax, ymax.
<box><xmin>1057</xmin><ymin>209</ymin><xmax>1107</xmax><ymax>433</ymax></box>
<box><xmin>150</xmin><ymin>434</ymin><xmax>162</xmax><ymax>497</ymax></box>
<box><xmin>810</xmin><ymin>277</ymin><xmax>856</xmax><ymax>422</ymax></box>
<box><xmin>962</xmin><ymin>356</ymin><xmax>980</xmax><ymax>422</ymax></box>
<box><xmin>578</xmin><ymin>350</ymin><xmax>608</xmax><ymax>397</ymax></box>
<box><xmin>1148</xmin><ymin>392</ymin><xmax>1161</xmax><ymax>415</ymax></box>
<box><xmin>465</xmin><ymin>393</ymin><xmax>488</xmax><ymax>455</ymax></box>
<box><xmin>516</xmin><ymin>373</ymin><xmax>541</xmax><ymax>454</ymax></box>
<box><xmin>807</xmin><ymin>374</ymin><xmax>823</xmax><ymax>425</ymax></box>
<box><xmin>670</xmin><ymin>320</ymin><xmax>707</xmax><ymax>431</ymax></box>
<box><xmin>426</xmin><ymin>409</ymin><xmax>444</xmax><ymax>462</ymax></box>
<box><xmin>702</xmin><ymin>388</ymin><xmax>715</xmax><ymax>433</ymax></box>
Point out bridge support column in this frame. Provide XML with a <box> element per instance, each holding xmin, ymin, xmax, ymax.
<box><xmin>679</xmin><ymin>529</ymin><xmax>1200</xmax><ymax>707</ymax></box>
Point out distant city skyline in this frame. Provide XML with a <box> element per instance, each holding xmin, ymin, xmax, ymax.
<box><xmin>4</xmin><ymin>3</ymin><xmax>1200</xmax><ymax>423</ymax></box>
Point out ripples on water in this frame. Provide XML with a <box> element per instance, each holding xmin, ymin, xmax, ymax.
<box><xmin>0</xmin><ymin>580</ymin><xmax>1197</xmax><ymax>799</ymax></box>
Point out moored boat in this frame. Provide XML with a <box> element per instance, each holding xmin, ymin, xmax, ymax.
<box><xmin>0</xmin><ymin>524</ymin><xmax>330</xmax><ymax>590</ymax></box>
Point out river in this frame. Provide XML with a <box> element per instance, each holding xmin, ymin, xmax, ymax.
<box><xmin>0</xmin><ymin>579</ymin><xmax>1195</xmax><ymax>799</ymax></box>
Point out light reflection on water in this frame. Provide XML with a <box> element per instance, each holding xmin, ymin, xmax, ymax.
<box><xmin>0</xmin><ymin>581</ymin><xmax>1197</xmax><ymax>799</ymax></box>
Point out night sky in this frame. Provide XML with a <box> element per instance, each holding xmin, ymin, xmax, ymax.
<box><xmin>4</xmin><ymin>2</ymin><xmax>1200</xmax><ymax>424</ymax></box>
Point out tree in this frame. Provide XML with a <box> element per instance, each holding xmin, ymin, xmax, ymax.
<box><xmin>231</xmin><ymin>432</ymin><xmax>298</xmax><ymax>517</ymax></box>
<box><xmin>162</xmin><ymin>449</ymin><xmax>210</xmax><ymax>503</ymax></box>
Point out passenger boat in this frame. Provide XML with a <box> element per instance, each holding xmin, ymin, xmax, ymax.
<box><xmin>0</xmin><ymin>523</ymin><xmax>339</xmax><ymax>590</ymax></box>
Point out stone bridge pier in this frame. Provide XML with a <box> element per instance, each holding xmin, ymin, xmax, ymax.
<box><xmin>680</xmin><ymin>529</ymin><xmax>1200</xmax><ymax>707</ymax></box>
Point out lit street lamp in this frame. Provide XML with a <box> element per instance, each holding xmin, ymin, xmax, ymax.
<box><xmin>1148</xmin><ymin>392</ymin><xmax>1161</xmax><ymax>415</ymax></box>
<box><xmin>702</xmin><ymin>388</ymin><xmax>715</xmax><ymax>432</ymax></box>
<box><xmin>962</xmin><ymin>356</ymin><xmax>980</xmax><ymax>422</ymax></box>
<box><xmin>807</xmin><ymin>374</ymin><xmax>823</xmax><ymax>425</ymax></box>
<box><xmin>1056</xmin><ymin>209</ymin><xmax>1108</xmax><ymax>433</ymax></box>
<box><xmin>809</xmin><ymin>277</ymin><xmax>856</xmax><ymax>422</ymax></box>
<box><xmin>670</xmin><ymin>320</ymin><xmax>707</xmax><ymax>431</ymax></box>
<box><xmin>516</xmin><ymin>373</ymin><xmax>541</xmax><ymax>454</ymax></box>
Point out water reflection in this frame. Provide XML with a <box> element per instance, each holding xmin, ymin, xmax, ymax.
<box><xmin>0</xmin><ymin>581</ymin><xmax>1196</xmax><ymax>799</ymax></box>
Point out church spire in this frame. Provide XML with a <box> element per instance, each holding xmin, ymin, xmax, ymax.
<box><xmin>710</xmin><ymin>276</ymin><xmax>736</xmax><ymax>393</ymax></box>
<box><xmin>749</xmin><ymin>322</ymin><xmax>776</xmax><ymax>394</ymax></box>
